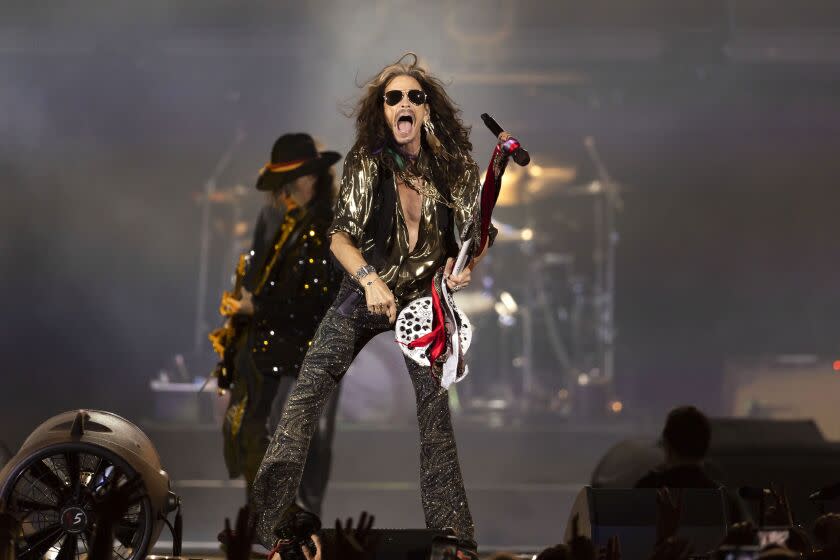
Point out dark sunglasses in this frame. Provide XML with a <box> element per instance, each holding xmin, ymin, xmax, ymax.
<box><xmin>383</xmin><ymin>89</ymin><xmax>427</xmax><ymax>106</ymax></box>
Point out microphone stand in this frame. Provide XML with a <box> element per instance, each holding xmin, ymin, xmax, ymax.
<box><xmin>583</xmin><ymin>137</ymin><xmax>622</xmax><ymax>391</ymax></box>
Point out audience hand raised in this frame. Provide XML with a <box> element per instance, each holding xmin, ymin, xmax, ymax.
<box><xmin>598</xmin><ymin>535</ymin><xmax>621</xmax><ymax>560</ymax></box>
<box><xmin>567</xmin><ymin>514</ymin><xmax>596</xmax><ymax>560</ymax></box>
<box><xmin>300</xmin><ymin>533</ymin><xmax>322</xmax><ymax>560</ymax></box>
<box><xmin>222</xmin><ymin>506</ymin><xmax>255</xmax><ymax>560</ymax></box>
<box><xmin>90</xmin><ymin>471</ymin><xmax>145</xmax><ymax>522</ymax></box>
<box><xmin>89</xmin><ymin>471</ymin><xmax>145</xmax><ymax>560</ymax></box>
<box><xmin>333</xmin><ymin>511</ymin><xmax>376</xmax><ymax>560</ymax></box>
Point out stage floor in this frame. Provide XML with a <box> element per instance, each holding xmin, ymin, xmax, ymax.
<box><xmin>143</xmin><ymin>414</ymin><xmax>648</xmax><ymax>555</ymax></box>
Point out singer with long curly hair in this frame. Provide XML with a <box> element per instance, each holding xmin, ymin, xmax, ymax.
<box><xmin>252</xmin><ymin>53</ymin><xmax>512</xmax><ymax>557</ymax></box>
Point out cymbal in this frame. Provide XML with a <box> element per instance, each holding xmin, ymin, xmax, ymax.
<box><xmin>496</xmin><ymin>162</ymin><xmax>578</xmax><ymax>206</ymax></box>
<box><xmin>193</xmin><ymin>184</ymin><xmax>249</xmax><ymax>204</ymax></box>
<box><xmin>527</xmin><ymin>180</ymin><xmax>625</xmax><ymax>199</ymax></box>
<box><xmin>492</xmin><ymin>221</ymin><xmax>535</xmax><ymax>243</ymax></box>
<box><xmin>497</xmin><ymin>178</ymin><xmax>626</xmax><ymax>206</ymax></box>
<box><xmin>453</xmin><ymin>291</ymin><xmax>495</xmax><ymax>315</ymax></box>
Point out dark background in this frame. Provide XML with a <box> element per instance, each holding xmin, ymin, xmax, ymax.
<box><xmin>3</xmin><ymin>0</ymin><xmax>840</xmax><ymax>447</ymax></box>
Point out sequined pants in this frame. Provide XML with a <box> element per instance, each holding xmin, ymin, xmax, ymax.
<box><xmin>223</xmin><ymin>330</ymin><xmax>339</xmax><ymax>518</ymax></box>
<box><xmin>253</xmin><ymin>278</ymin><xmax>474</xmax><ymax>547</ymax></box>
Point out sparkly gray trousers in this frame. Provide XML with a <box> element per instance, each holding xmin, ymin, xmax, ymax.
<box><xmin>252</xmin><ymin>278</ymin><xmax>474</xmax><ymax>547</ymax></box>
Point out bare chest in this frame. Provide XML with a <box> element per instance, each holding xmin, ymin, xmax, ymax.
<box><xmin>397</xmin><ymin>179</ymin><xmax>424</xmax><ymax>251</ymax></box>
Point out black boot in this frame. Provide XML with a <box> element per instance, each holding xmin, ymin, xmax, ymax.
<box><xmin>272</xmin><ymin>504</ymin><xmax>322</xmax><ymax>560</ymax></box>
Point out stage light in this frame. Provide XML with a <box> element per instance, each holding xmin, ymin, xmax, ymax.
<box><xmin>833</xmin><ymin>360</ymin><xmax>840</xmax><ymax>371</ymax></box>
<box><xmin>503</xmin><ymin>163</ymin><xmax>523</xmax><ymax>185</ymax></box>
<box><xmin>525</xmin><ymin>162</ymin><xmax>577</xmax><ymax>183</ymax></box>
<box><xmin>494</xmin><ymin>302</ymin><xmax>516</xmax><ymax>326</ymax></box>
<box><xmin>520</xmin><ymin>228</ymin><xmax>534</xmax><ymax>241</ymax></box>
<box><xmin>609</xmin><ymin>400</ymin><xmax>624</xmax><ymax>413</ymax></box>
<box><xmin>499</xmin><ymin>291</ymin><xmax>518</xmax><ymax>314</ymax></box>
<box><xmin>495</xmin><ymin>292</ymin><xmax>519</xmax><ymax>320</ymax></box>
<box><xmin>487</xmin><ymin>399</ymin><xmax>508</xmax><ymax>410</ymax></box>
<box><xmin>233</xmin><ymin>221</ymin><xmax>249</xmax><ymax>236</ymax></box>
<box><xmin>578</xmin><ymin>373</ymin><xmax>591</xmax><ymax>386</ymax></box>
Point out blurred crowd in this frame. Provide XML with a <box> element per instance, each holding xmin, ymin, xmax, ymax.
<box><xmin>1</xmin><ymin>406</ymin><xmax>838</xmax><ymax>560</ymax></box>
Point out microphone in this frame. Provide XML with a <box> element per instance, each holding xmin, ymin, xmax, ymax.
<box><xmin>809</xmin><ymin>482</ymin><xmax>840</xmax><ymax>501</ymax></box>
<box><xmin>481</xmin><ymin>113</ymin><xmax>530</xmax><ymax>166</ymax></box>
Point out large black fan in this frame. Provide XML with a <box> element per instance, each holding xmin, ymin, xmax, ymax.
<box><xmin>0</xmin><ymin>410</ymin><xmax>178</xmax><ymax>560</ymax></box>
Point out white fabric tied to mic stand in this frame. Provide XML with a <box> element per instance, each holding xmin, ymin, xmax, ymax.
<box><xmin>439</xmin><ymin>237</ymin><xmax>473</xmax><ymax>388</ymax></box>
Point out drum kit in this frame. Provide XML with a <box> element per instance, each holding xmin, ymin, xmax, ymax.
<box><xmin>450</xmin><ymin>145</ymin><xmax>624</xmax><ymax>419</ymax></box>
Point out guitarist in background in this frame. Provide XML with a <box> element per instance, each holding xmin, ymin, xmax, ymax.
<box><xmin>213</xmin><ymin>133</ymin><xmax>342</xmax><ymax>516</ymax></box>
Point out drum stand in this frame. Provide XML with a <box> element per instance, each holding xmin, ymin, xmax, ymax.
<box><xmin>471</xmin><ymin>137</ymin><xmax>622</xmax><ymax>421</ymax></box>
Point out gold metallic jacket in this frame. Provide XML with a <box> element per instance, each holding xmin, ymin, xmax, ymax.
<box><xmin>328</xmin><ymin>146</ymin><xmax>496</xmax><ymax>306</ymax></box>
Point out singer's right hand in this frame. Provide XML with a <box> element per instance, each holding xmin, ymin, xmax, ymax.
<box><xmin>498</xmin><ymin>131</ymin><xmax>512</xmax><ymax>144</ymax></box>
<box><xmin>364</xmin><ymin>276</ymin><xmax>397</xmax><ymax>324</ymax></box>
<box><xmin>444</xmin><ymin>257</ymin><xmax>471</xmax><ymax>292</ymax></box>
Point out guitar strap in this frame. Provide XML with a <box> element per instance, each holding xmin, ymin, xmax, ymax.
<box><xmin>254</xmin><ymin>204</ymin><xmax>320</xmax><ymax>295</ymax></box>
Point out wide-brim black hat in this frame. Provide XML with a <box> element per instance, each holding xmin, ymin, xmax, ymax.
<box><xmin>255</xmin><ymin>133</ymin><xmax>341</xmax><ymax>192</ymax></box>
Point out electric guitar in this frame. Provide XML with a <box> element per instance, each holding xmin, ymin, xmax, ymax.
<box><xmin>208</xmin><ymin>253</ymin><xmax>248</xmax><ymax>391</ymax></box>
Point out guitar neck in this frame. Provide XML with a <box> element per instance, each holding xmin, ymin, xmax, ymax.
<box><xmin>232</xmin><ymin>254</ymin><xmax>248</xmax><ymax>295</ymax></box>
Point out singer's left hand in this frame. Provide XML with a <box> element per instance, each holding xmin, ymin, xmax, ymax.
<box><xmin>444</xmin><ymin>258</ymin><xmax>471</xmax><ymax>292</ymax></box>
<box><xmin>498</xmin><ymin>131</ymin><xmax>512</xmax><ymax>144</ymax></box>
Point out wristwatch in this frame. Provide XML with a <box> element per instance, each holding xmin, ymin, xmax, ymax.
<box><xmin>354</xmin><ymin>264</ymin><xmax>377</xmax><ymax>284</ymax></box>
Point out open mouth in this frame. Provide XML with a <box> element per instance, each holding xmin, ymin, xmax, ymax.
<box><xmin>396</xmin><ymin>112</ymin><xmax>415</xmax><ymax>136</ymax></box>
